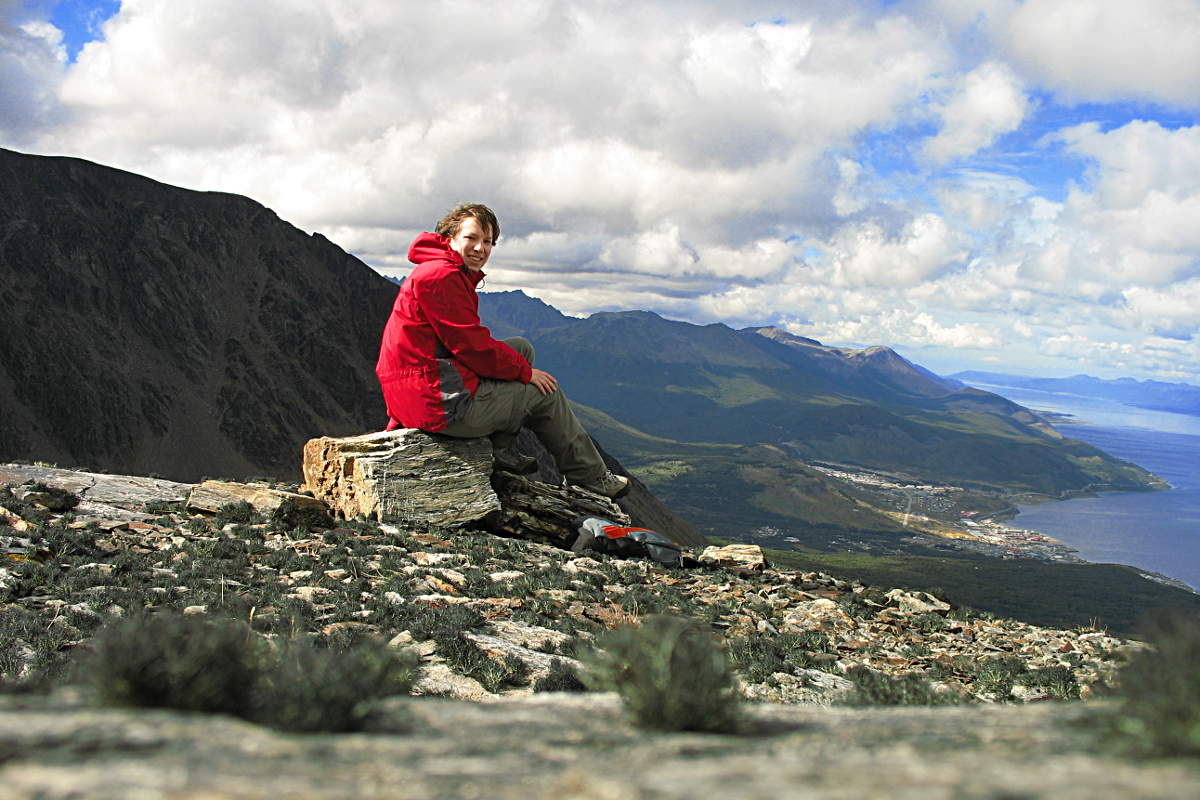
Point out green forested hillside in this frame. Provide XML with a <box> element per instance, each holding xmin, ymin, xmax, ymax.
<box><xmin>479</xmin><ymin>292</ymin><xmax>1162</xmax><ymax>505</ymax></box>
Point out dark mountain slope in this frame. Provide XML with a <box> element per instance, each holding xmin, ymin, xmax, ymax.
<box><xmin>0</xmin><ymin>148</ymin><xmax>396</xmax><ymax>480</ymax></box>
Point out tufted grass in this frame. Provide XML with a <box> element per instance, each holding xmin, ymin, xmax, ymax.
<box><xmin>585</xmin><ymin>615</ymin><xmax>740</xmax><ymax>733</ymax></box>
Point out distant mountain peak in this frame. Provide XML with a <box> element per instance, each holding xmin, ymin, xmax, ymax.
<box><xmin>749</xmin><ymin>326</ymin><xmax>825</xmax><ymax>348</ymax></box>
<box><xmin>954</xmin><ymin>370</ymin><xmax>1200</xmax><ymax>417</ymax></box>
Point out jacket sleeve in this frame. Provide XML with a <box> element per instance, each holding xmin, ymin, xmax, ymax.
<box><xmin>415</xmin><ymin>270</ymin><xmax>533</xmax><ymax>383</ymax></box>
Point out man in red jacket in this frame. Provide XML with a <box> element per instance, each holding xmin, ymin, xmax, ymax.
<box><xmin>376</xmin><ymin>203</ymin><xmax>630</xmax><ymax>499</ymax></box>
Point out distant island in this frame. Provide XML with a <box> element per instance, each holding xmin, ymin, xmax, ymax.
<box><xmin>953</xmin><ymin>371</ymin><xmax>1200</xmax><ymax>419</ymax></box>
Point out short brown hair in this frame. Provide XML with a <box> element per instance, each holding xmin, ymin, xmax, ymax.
<box><xmin>435</xmin><ymin>203</ymin><xmax>500</xmax><ymax>243</ymax></box>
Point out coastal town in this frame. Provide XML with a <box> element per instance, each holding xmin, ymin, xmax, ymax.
<box><xmin>806</xmin><ymin>463</ymin><xmax>1085</xmax><ymax>564</ymax></box>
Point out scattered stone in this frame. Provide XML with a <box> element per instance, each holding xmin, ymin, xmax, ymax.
<box><xmin>287</xmin><ymin>586</ymin><xmax>333</xmax><ymax>603</ymax></box>
<box><xmin>486</xmin><ymin>621</ymin><xmax>573</xmax><ymax>650</ymax></box>
<box><xmin>489</xmin><ymin>570</ymin><xmax>525</xmax><ymax>583</ymax></box>
<box><xmin>0</xmin><ymin>508</ymin><xmax>31</xmax><ymax>533</ymax></box>
<box><xmin>321</xmin><ymin>621</ymin><xmax>370</xmax><ymax>637</ymax></box>
<box><xmin>562</xmin><ymin>557</ymin><xmax>604</xmax><ymax>575</ymax></box>
<box><xmin>412</xmin><ymin>662</ymin><xmax>492</xmax><ymax>701</ymax></box>
<box><xmin>1</xmin><ymin>534</ymin><xmax>40</xmax><ymax>560</ymax></box>
<box><xmin>782</xmin><ymin>599</ymin><xmax>853</xmax><ymax>633</ymax></box>
<box><xmin>186</xmin><ymin>480</ymin><xmax>327</xmax><ymax>518</ymax></box>
<box><xmin>411</xmin><ymin>552</ymin><xmax>468</xmax><ymax>566</ymax></box>
<box><xmin>13</xmin><ymin>486</ymin><xmax>78</xmax><ymax>511</ymax></box>
<box><xmin>413</xmin><ymin>594</ymin><xmax>472</xmax><ymax>607</ymax></box>
<box><xmin>743</xmin><ymin>670</ymin><xmax>858</xmax><ymax>706</ymax></box>
<box><xmin>886</xmin><ymin>588</ymin><xmax>952</xmax><ymax>614</ymax></box>
<box><xmin>698</xmin><ymin>544</ymin><xmax>767</xmax><ymax>571</ymax></box>
<box><xmin>0</xmin><ymin>466</ymin><xmax>1144</xmax><ymax>711</ymax></box>
<box><xmin>462</xmin><ymin>631</ymin><xmax>583</xmax><ymax>684</ymax></box>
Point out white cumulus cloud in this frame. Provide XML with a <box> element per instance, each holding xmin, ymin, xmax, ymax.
<box><xmin>1</xmin><ymin>0</ymin><xmax>1198</xmax><ymax>382</ymax></box>
<box><xmin>1002</xmin><ymin>0</ymin><xmax>1200</xmax><ymax>108</ymax></box>
<box><xmin>0</xmin><ymin>4</ymin><xmax>66</xmax><ymax>143</ymax></box>
<box><xmin>923</xmin><ymin>61</ymin><xmax>1028</xmax><ymax>164</ymax></box>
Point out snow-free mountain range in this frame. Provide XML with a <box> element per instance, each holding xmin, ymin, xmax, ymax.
<box><xmin>953</xmin><ymin>371</ymin><xmax>1200</xmax><ymax>418</ymax></box>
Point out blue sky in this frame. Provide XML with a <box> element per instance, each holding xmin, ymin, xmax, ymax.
<box><xmin>3</xmin><ymin>0</ymin><xmax>1199</xmax><ymax>384</ymax></box>
<box><xmin>47</xmin><ymin>0</ymin><xmax>117</xmax><ymax>60</ymax></box>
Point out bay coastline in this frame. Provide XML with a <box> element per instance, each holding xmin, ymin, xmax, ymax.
<box><xmin>973</xmin><ymin>383</ymin><xmax>1200</xmax><ymax>592</ymax></box>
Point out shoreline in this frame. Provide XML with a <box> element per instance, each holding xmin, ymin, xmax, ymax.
<box><xmin>809</xmin><ymin>462</ymin><xmax>1198</xmax><ymax>594</ymax></box>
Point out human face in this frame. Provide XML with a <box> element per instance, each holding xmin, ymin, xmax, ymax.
<box><xmin>447</xmin><ymin>216</ymin><xmax>494</xmax><ymax>271</ymax></box>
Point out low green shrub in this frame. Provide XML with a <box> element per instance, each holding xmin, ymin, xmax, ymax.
<box><xmin>843</xmin><ymin>665</ymin><xmax>964</xmax><ymax>706</ymax></box>
<box><xmin>78</xmin><ymin>613</ymin><xmax>416</xmax><ymax>732</ymax></box>
<box><xmin>22</xmin><ymin>482</ymin><xmax>81</xmax><ymax>512</ymax></box>
<box><xmin>586</xmin><ymin>615</ymin><xmax>740</xmax><ymax>732</ymax></box>
<box><xmin>534</xmin><ymin>658</ymin><xmax>589</xmax><ymax>692</ymax></box>
<box><xmin>908</xmin><ymin>613</ymin><xmax>948</xmax><ymax>633</ymax></box>
<box><xmin>82</xmin><ymin>613</ymin><xmax>266</xmax><ymax>716</ymax></box>
<box><xmin>972</xmin><ymin>656</ymin><xmax>1025</xmax><ymax>699</ymax></box>
<box><xmin>258</xmin><ymin>639</ymin><xmax>417</xmax><ymax>732</ymax></box>
<box><xmin>1020</xmin><ymin>665</ymin><xmax>1080</xmax><ymax>700</ymax></box>
<box><xmin>273</xmin><ymin>501</ymin><xmax>334</xmax><ymax>532</ymax></box>
<box><xmin>213</xmin><ymin>501</ymin><xmax>259</xmax><ymax>527</ymax></box>
<box><xmin>39</xmin><ymin>524</ymin><xmax>105</xmax><ymax>560</ymax></box>
<box><xmin>1107</xmin><ymin>611</ymin><xmax>1200</xmax><ymax>757</ymax></box>
<box><xmin>727</xmin><ymin>630</ymin><xmax>833</xmax><ymax>683</ymax></box>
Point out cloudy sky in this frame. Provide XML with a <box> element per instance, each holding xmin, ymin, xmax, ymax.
<box><xmin>4</xmin><ymin>1</ymin><xmax>1199</xmax><ymax>383</ymax></box>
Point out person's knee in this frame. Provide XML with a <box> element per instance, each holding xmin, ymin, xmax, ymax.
<box><xmin>504</xmin><ymin>336</ymin><xmax>535</xmax><ymax>364</ymax></box>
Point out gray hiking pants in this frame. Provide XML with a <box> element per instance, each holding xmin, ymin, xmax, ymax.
<box><xmin>438</xmin><ymin>337</ymin><xmax>607</xmax><ymax>483</ymax></box>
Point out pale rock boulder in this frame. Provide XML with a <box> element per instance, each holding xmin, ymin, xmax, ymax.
<box><xmin>411</xmin><ymin>662</ymin><xmax>492</xmax><ymax>702</ymax></box>
<box><xmin>186</xmin><ymin>480</ymin><xmax>327</xmax><ymax>518</ymax></box>
<box><xmin>782</xmin><ymin>598</ymin><xmax>855</xmax><ymax>633</ymax></box>
<box><xmin>698</xmin><ymin>543</ymin><xmax>767</xmax><ymax>571</ymax></box>
<box><xmin>462</xmin><ymin>631</ymin><xmax>583</xmax><ymax>686</ymax></box>
<box><xmin>741</xmin><ymin>669</ymin><xmax>857</xmax><ymax>706</ymax></box>
<box><xmin>302</xmin><ymin>429</ymin><xmax>499</xmax><ymax>527</ymax></box>
<box><xmin>885</xmin><ymin>588</ymin><xmax>952</xmax><ymax>615</ymax></box>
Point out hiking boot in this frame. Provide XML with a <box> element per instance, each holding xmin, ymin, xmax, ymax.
<box><xmin>492</xmin><ymin>446</ymin><xmax>539</xmax><ymax>475</ymax></box>
<box><xmin>574</xmin><ymin>470</ymin><xmax>631</xmax><ymax>499</ymax></box>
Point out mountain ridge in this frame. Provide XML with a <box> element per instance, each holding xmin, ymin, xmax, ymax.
<box><xmin>955</xmin><ymin>370</ymin><xmax>1200</xmax><ymax>418</ymax></box>
<box><xmin>477</xmin><ymin>290</ymin><xmax>1160</xmax><ymax>495</ymax></box>
<box><xmin>0</xmin><ymin>147</ymin><xmax>396</xmax><ymax>480</ymax></box>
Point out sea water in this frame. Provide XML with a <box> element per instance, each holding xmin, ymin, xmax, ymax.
<box><xmin>974</xmin><ymin>384</ymin><xmax>1200</xmax><ymax>591</ymax></box>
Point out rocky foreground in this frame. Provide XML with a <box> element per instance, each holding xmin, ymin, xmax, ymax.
<box><xmin>3</xmin><ymin>696</ymin><xmax>1198</xmax><ymax>799</ymax></box>
<box><xmin>2</xmin><ymin>463</ymin><xmax>1197</xmax><ymax>797</ymax></box>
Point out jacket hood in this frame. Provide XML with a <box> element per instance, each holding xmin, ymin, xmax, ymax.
<box><xmin>408</xmin><ymin>232</ymin><xmax>464</xmax><ymax>268</ymax></box>
<box><xmin>407</xmin><ymin>231</ymin><xmax>485</xmax><ymax>284</ymax></box>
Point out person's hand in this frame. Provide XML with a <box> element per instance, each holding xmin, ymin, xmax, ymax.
<box><xmin>528</xmin><ymin>368</ymin><xmax>558</xmax><ymax>394</ymax></box>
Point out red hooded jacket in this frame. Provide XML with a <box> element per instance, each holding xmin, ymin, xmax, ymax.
<box><xmin>376</xmin><ymin>232</ymin><xmax>532</xmax><ymax>431</ymax></box>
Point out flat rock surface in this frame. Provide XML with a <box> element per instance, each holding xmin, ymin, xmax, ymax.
<box><xmin>0</xmin><ymin>463</ymin><xmax>192</xmax><ymax>510</ymax></box>
<box><xmin>0</xmin><ymin>695</ymin><xmax>1196</xmax><ymax>799</ymax></box>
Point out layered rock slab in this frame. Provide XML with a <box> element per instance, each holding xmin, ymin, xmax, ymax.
<box><xmin>301</xmin><ymin>429</ymin><xmax>630</xmax><ymax>546</ymax></box>
<box><xmin>302</xmin><ymin>429</ymin><xmax>500</xmax><ymax>527</ymax></box>
<box><xmin>185</xmin><ymin>480</ymin><xmax>328</xmax><ymax>518</ymax></box>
